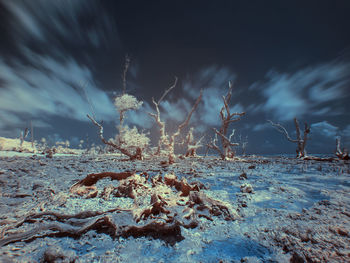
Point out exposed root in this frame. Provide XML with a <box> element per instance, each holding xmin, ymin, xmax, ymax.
<box><xmin>70</xmin><ymin>171</ymin><xmax>134</xmax><ymax>197</ymax></box>
<box><xmin>0</xmin><ymin>171</ymin><xmax>238</xmax><ymax>247</ymax></box>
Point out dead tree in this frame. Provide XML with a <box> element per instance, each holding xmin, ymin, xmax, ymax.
<box><xmin>168</xmin><ymin>91</ymin><xmax>202</xmax><ymax>162</ymax></box>
<box><xmin>335</xmin><ymin>137</ymin><xmax>349</xmax><ymax>160</ymax></box>
<box><xmin>87</xmin><ymin>115</ymin><xmax>143</xmax><ymax>160</ymax></box>
<box><xmin>268</xmin><ymin>118</ymin><xmax>310</xmax><ymax>158</ymax></box>
<box><xmin>238</xmin><ymin>134</ymin><xmax>248</xmax><ymax>156</ymax></box>
<box><xmin>87</xmin><ymin>57</ymin><xmax>148</xmax><ymax>160</ymax></box>
<box><xmin>148</xmin><ymin>77</ymin><xmax>177</xmax><ymax>157</ymax></box>
<box><xmin>207</xmin><ymin>81</ymin><xmax>245</xmax><ymax>160</ymax></box>
<box><xmin>19</xmin><ymin>128</ymin><xmax>29</xmax><ymax>151</ymax></box>
<box><xmin>183</xmin><ymin>127</ymin><xmax>204</xmax><ymax>157</ymax></box>
<box><xmin>30</xmin><ymin>121</ymin><xmax>34</xmax><ymax>149</ymax></box>
<box><xmin>148</xmin><ymin>77</ymin><xmax>203</xmax><ymax>164</ymax></box>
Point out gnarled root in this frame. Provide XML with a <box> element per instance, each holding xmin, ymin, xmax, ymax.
<box><xmin>1</xmin><ymin>171</ymin><xmax>238</xmax><ymax>247</ymax></box>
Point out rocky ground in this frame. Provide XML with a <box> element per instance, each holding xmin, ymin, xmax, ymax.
<box><xmin>0</xmin><ymin>152</ymin><xmax>349</xmax><ymax>262</ymax></box>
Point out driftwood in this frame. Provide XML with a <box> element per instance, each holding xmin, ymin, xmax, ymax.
<box><xmin>0</xmin><ymin>172</ymin><xmax>238</xmax><ymax>247</ymax></box>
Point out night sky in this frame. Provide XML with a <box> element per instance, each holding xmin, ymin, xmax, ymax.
<box><xmin>0</xmin><ymin>0</ymin><xmax>350</xmax><ymax>155</ymax></box>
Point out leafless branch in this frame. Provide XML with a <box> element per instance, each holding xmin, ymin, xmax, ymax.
<box><xmin>267</xmin><ymin>120</ymin><xmax>298</xmax><ymax>143</ymax></box>
<box><xmin>175</xmin><ymin>89</ymin><xmax>203</xmax><ymax>136</ymax></box>
<box><xmin>207</xmin><ymin>133</ymin><xmax>224</xmax><ymax>159</ymax></box>
<box><xmin>213</xmin><ymin>128</ymin><xmax>239</xmax><ymax>147</ymax></box>
<box><xmin>158</xmin><ymin>77</ymin><xmax>178</xmax><ymax>104</ymax></box>
<box><xmin>87</xmin><ymin>114</ymin><xmax>141</xmax><ymax>160</ymax></box>
<box><xmin>122</xmin><ymin>55</ymin><xmax>130</xmax><ymax>95</ymax></box>
<box><xmin>208</xmin><ymin>81</ymin><xmax>245</xmax><ymax>159</ymax></box>
<box><xmin>335</xmin><ymin>137</ymin><xmax>349</xmax><ymax>160</ymax></box>
<box><xmin>268</xmin><ymin>118</ymin><xmax>310</xmax><ymax>158</ymax></box>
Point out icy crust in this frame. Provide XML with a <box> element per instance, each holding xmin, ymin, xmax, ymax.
<box><xmin>0</xmin><ymin>154</ymin><xmax>349</xmax><ymax>262</ymax></box>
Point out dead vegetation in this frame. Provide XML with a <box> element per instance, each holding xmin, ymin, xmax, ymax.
<box><xmin>206</xmin><ymin>81</ymin><xmax>245</xmax><ymax>160</ymax></box>
<box><xmin>148</xmin><ymin>77</ymin><xmax>203</xmax><ymax>164</ymax></box>
<box><xmin>0</xmin><ymin>171</ymin><xmax>238</xmax><ymax>247</ymax></box>
<box><xmin>268</xmin><ymin>118</ymin><xmax>310</xmax><ymax>158</ymax></box>
<box><xmin>335</xmin><ymin>137</ymin><xmax>349</xmax><ymax>160</ymax></box>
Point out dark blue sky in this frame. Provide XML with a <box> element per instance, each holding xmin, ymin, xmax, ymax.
<box><xmin>0</xmin><ymin>0</ymin><xmax>349</xmax><ymax>155</ymax></box>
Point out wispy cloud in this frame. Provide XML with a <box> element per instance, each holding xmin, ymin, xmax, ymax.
<box><xmin>252</xmin><ymin>122</ymin><xmax>271</xmax><ymax>132</ymax></box>
<box><xmin>0</xmin><ymin>0</ymin><xmax>123</xmax><ymax>137</ymax></box>
<box><xmin>341</xmin><ymin>125</ymin><xmax>350</xmax><ymax>139</ymax></box>
<box><xmin>0</xmin><ymin>54</ymin><xmax>115</xmax><ymax>128</ymax></box>
<box><xmin>311</xmin><ymin>121</ymin><xmax>338</xmax><ymax>138</ymax></box>
<box><xmin>126</xmin><ymin>101</ymin><xmax>153</xmax><ymax>129</ymax></box>
<box><xmin>2</xmin><ymin>0</ymin><xmax>119</xmax><ymax>49</ymax></box>
<box><xmin>251</xmin><ymin>61</ymin><xmax>350</xmax><ymax>121</ymax></box>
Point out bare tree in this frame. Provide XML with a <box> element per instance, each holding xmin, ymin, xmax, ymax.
<box><xmin>335</xmin><ymin>136</ymin><xmax>349</xmax><ymax>160</ymax></box>
<box><xmin>87</xmin><ymin>57</ymin><xmax>149</xmax><ymax>160</ymax></box>
<box><xmin>148</xmin><ymin>77</ymin><xmax>178</xmax><ymax>157</ymax></box>
<box><xmin>238</xmin><ymin>134</ymin><xmax>248</xmax><ymax>156</ymax></box>
<box><xmin>87</xmin><ymin>114</ymin><xmax>147</xmax><ymax>160</ymax></box>
<box><xmin>19</xmin><ymin>127</ymin><xmax>29</xmax><ymax>151</ymax></box>
<box><xmin>183</xmin><ymin>127</ymin><xmax>204</xmax><ymax>157</ymax></box>
<box><xmin>168</xmin><ymin>91</ymin><xmax>203</xmax><ymax>162</ymax></box>
<box><xmin>268</xmin><ymin>118</ymin><xmax>310</xmax><ymax>158</ymax></box>
<box><xmin>207</xmin><ymin>81</ymin><xmax>245</xmax><ymax>160</ymax></box>
<box><xmin>30</xmin><ymin>121</ymin><xmax>34</xmax><ymax>149</ymax></box>
<box><xmin>148</xmin><ymin>77</ymin><xmax>203</xmax><ymax>164</ymax></box>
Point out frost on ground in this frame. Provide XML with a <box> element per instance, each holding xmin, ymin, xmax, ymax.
<box><xmin>0</xmin><ymin>153</ymin><xmax>349</xmax><ymax>262</ymax></box>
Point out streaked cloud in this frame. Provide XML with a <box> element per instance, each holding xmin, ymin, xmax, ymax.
<box><xmin>252</xmin><ymin>123</ymin><xmax>271</xmax><ymax>132</ymax></box>
<box><xmin>0</xmin><ymin>55</ymin><xmax>115</xmax><ymax>126</ymax></box>
<box><xmin>311</xmin><ymin>121</ymin><xmax>338</xmax><ymax>138</ymax></box>
<box><xmin>251</xmin><ymin>61</ymin><xmax>350</xmax><ymax>121</ymax></box>
<box><xmin>0</xmin><ymin>0</ymin><xmax>123</xmax><ymax>137</ymax></box>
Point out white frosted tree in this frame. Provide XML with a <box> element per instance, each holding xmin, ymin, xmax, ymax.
<box><xmin>87</xmin><ymin>56</ymin><xmax>149</xmax><ymax>160</ymax></box>
<box><xmin>88</xmin><ymin>93</ymin><xmax>149</xmax><ymax>160</ymax></box>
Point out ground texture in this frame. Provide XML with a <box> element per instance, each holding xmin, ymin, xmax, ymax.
<box><xmin>0</xmin><ymin>153</ymin><xmax>349</xmax><ymax>262</ymax></box>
